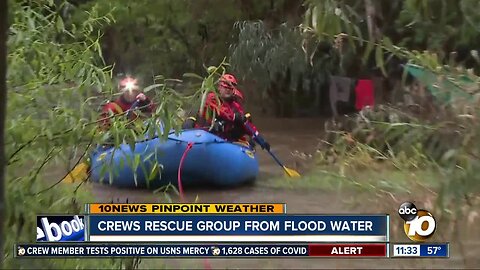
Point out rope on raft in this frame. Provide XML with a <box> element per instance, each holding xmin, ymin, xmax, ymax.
<box><xmin>176</xmin><ymin>141</ymin><xmax>212</xmax><ymax>270</ymax></box>
<box><xmin>177</xmin><ymin>142</ymin><xmax>193</xmax><ymax>202</ymax></box>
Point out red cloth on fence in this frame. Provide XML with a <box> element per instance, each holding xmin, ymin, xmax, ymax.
<box><xmin>354</xmin><ymin>79</ymin><xmax>375</xmax><ymax>110</ymax></box>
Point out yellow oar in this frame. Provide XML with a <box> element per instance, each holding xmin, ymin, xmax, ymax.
<box><xmin>283</xmin><ymin>165</ymin><xmax>301</xmax><ymax>178</ymax></box>
<box><xmin>266</xmin><ymin>149</ymin><xmax>301</xmax><ymax>178</ymax></box>
<box><xmin>244</xmin><ymin>122</ymin><xmax>301</xmax><ymax>178</ymax></box>
<box><xmin>62</xmin><ymin>162</ymin><xmax>89</xmax><ymax>183</ymax></box>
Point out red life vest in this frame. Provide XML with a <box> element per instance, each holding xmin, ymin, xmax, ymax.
<box><xmin>99</xmin><ymin>96</ymin><xmax>154</xmax><ymax>129</ymax></box>
<box><xmin>196</xmin><ymin>92</ymin><xmax>257</xmax><ymax>141</ymax></box>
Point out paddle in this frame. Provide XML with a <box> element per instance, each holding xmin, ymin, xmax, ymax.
<box><xmin>244</xmin><ymin>121</ymin><xmax>301</xmax><ymax>178</ymax></box>
<box><xmin>265</xmin><ymin>147</ymin><xmax>301</xmax><ymax>178</ymax></box>
<box><xmin>125</xmin><ymin>100</ymin><xmax>140</xmax><ymax>119</ymax></box>
<box><xmin>62</xmin><ymin>99</ymin><xmax>141</xmax><ymax>183</ymax></box>
<box><xmin>62</xmin><ymin>162</ymin><xmax>89</xmax><ymax>184</ymax></box>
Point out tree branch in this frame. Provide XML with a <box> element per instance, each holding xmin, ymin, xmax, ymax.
<box><xmin>7</xmin><ymin>102</ymin><xmax>157</xmax><ymax>164</ymax></box>
<box><xmin>8</xmin><ymin>135</ymin><xmax>40</xmax><ymax>162</ymax></box>
<box><xmin>32</xmin><ymin>133</ymin><xmax>95</xmax><ymax>196</ymax></box>
<box><xmin>28</xmin><ymin>147</ymin><xmax>58</xmax><ymax>186</ymax></box>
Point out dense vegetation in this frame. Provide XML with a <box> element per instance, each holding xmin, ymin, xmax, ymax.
<box><xmin>0</xmin><ymin>0</ymin><xmax>7</xmax><ymax>265</ymax></box>
<box><xmin>1</xmin><ymin>0</ymin><xmax>480</xmax><ymax>268</ymax></box>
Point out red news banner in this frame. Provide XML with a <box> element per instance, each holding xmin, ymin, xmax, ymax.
<box><xmin>309</xmin><ymin>243</ymin><xmax>386</xmax><ymax>257</ymax></box>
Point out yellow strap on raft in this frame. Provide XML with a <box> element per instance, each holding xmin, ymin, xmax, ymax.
<box><xmin>62</xmin><ymin>162</ymin><xmax>89</xmax><ymax>183</ymax></box>
<box><xmin>110</xmin><ymin>102</ymin><xmax>124</xmax><ymax>114</ymax></box>
<box><xmin>233</xmin><ymin>139</ymin><xmax>251</xmax><ymax>148</ymax></box>
<box><xmin>110</xmin><ymin>101</ymin><xmax>142</xmax><ymax>127</ymax></box>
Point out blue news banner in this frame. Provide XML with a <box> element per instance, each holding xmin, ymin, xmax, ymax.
<box><xmin>392</xmin><ymin>243</ymin><xmax>449</xmax><ymax>258</ymax></box>
<box><xmin>87</xmin><ymin>215</ymin><xmax>388</xmax><ymax>242</ymax></box>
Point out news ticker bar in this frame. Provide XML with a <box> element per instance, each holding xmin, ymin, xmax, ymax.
<box><xmin>86</xmin><ymin>203</ymin><xmax>287</xmax><ymax>214</ymax></box>
<box><xmin>15</xmin><ymin>243</ymin><xmax>450</xmax><ymax>258</ymax></box>
<box><xmin>392</xmin><ymin>243</ymin><xmax>449</xmax><ymax>258</ymax></box>
<box><xmin>16</xmin><ymin>243</ymin><xmax>387</xmax><ymax>258</ymax></box>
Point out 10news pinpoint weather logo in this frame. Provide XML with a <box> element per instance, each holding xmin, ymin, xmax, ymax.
<box><xmin>398</xmin><ymin>202</ymin><xmax>436</xmax><ymax>242</ymax></box>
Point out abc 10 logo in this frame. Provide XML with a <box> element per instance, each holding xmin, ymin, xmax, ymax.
<box><xmin>398</xmin><ymin>202</ymin><xmax>436</xmax><ymax>242</ymax></box>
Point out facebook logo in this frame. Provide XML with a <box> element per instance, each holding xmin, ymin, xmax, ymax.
<box><xmin>36</xmin><ymin>215</ymin><xmax>85</xmax><ymax>242</ymax></box>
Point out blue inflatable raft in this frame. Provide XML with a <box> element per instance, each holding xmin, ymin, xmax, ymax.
<box><xmin>89</xmin><ymin>129</ymin><xmax>259</xmax><ymax>189</ymax></box>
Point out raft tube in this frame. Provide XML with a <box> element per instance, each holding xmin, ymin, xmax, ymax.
<box><xmin>89</xmin><ymin>129</ymin><xmax>259</xmax><ymax>189</ymax></box>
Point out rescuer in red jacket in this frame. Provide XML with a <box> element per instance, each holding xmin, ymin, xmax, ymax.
<box><xmin>99</xmin><ymin>76</ymin><xmax>155</xmax><ymax>130</ymax></box>
<box><xmin>183</xmin><ymin>74</ymin><xmax>270</xmax><ymax>150</ymax></box>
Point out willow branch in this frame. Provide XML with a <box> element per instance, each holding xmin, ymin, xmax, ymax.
<box><xmin>28</xmin><ymin>147</ymin><xmax>58</xmax><ymax>185</ymax></box>
<box><xmin>32</xmin><ymin>132</ymin><xmax>95</xmax><ymax>196</ymax></box>
<box><xmin>7</xmin><ymin>81</ymin><xmax>205</xmax><ymax>163</ymax></box>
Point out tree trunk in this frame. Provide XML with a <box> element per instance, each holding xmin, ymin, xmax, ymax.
<box><xmin>0</xmin><ymin>0</ymin><xmax>8</xmax><ymax>265</ymax></box>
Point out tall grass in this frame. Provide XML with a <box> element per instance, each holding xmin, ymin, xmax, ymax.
<box><xmin>315</xmin><ymin>100</ymin><xmax>480</xmax><ymax>265</ymax></box>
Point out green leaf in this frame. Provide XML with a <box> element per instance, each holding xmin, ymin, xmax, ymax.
<box><xmin>362</xmin><ymin>41</ymin><xmax>374</xmax><ymax>65</ymax></box>
<box><xmin>148</xmin><ymin>163</ymin><xmax>159</xmax><ymax>181</ymax></box>
<box><xmin>183</xmin><ymin>73</ymin><xmax>203</xmax><ymax>80</ymax></box>
<box><xmin>132</xmin><ymin>171</ymin><xmax>138</xmax><ymax>187</ymax></box>
<box><xmin>45</xmin><ymin>129</ymin><xmax>53</xmax><ymax>140</ymax></box>
<box><xmin>383</xmin><ymin>37</ymin><xmax>394</xmax><ymax>51</ymax></box>
<box><xmin>143</xmin><ymin>152</ymin><xmax>155</xmax><ymax>163</ymax></box>
<box><xmin>375</xmin><ymin>45</ymin><xmax>387</xmax><ymax>76</ymax></box>
<box><xmin>134</xmin><ymin>154</ymin><xmax>140</xmax><ymax>170</ymax></box>
<box><xmin>56</xmin><ymin>16</ymin><xmax>64</xmax><ymax>32</ymax></box>
<box><xmin>143</xmin><ymin>83</ymin><xmax>163</xmax><ymax>93</ymax></box>
<box><xmin>127</xmin><ymin>129</ymin><xmax>137</xmax><ymax>152</ymax></box>
<box><xmin>114</xmin><ymin>129</ymin><xmax>120</xmax><ymax>146</ymax></box>
<box><xmin>207</xmin><ymin>66</ymin><xmax>217</xmax><ymax>74</ymax></box>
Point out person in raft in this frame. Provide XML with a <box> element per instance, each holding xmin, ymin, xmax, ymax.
<box><xmin>182</xmin><ymin>73</ymin><xmax>270</xmax><ymax>151</ymax></box>
<box><xmin>99</xmin><ymin>76</ymin><xmax>156</xmax><ymax>130</ymax></box>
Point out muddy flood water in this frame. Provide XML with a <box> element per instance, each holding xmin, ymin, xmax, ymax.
<box><xmin>84</xmin><ymin>117</ymin><xmax>479</xmax><ymax>269</ymax></box>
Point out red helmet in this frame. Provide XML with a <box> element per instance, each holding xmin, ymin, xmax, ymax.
<box><xmin>219</xmin><ymin>73</ymin><xmax>238</xmax><ymax>89</ymax></box>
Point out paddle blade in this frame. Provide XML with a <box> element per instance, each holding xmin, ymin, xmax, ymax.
<box><xmin>283</xmin><ymin>166</ymin><xmax>301</xmax><ymax>178</ymax></box>
<box><xmin>62</xmin><ymin>163</ymin><xmax>89</xmax><ymax>183</ymax></box>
